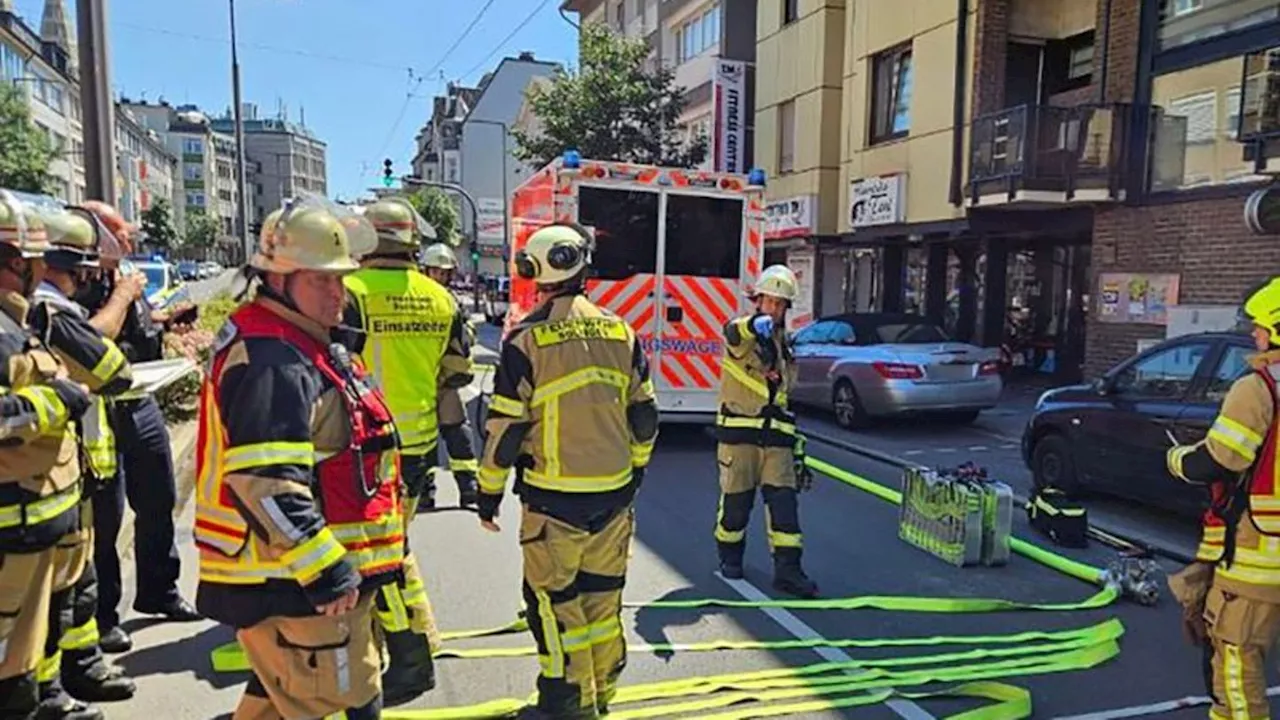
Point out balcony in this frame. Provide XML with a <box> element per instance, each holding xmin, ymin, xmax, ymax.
<box><xmin>968</xmin><ymin>103</ymin><xmax>1134</xmax><ymax>208</ymax></box>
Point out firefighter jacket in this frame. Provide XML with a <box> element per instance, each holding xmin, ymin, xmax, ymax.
<box><xmin>478</xmin><ymin>292</ymin><xmax>658</xmax><ymax>527</ymax></box>
<box><xmin>29</xmin><ymin>281</ymin><xmax>132</xmax><ymax>483</ymax></box>
<box><xmin>343</xmin><ymin>260</ymin><xmax>472</xmax><ymax>455</ymax></box>
<box><xmin>0</xmin><ymin>291</ymin><xmax>85</xmax><ymax>553</ymax></box>
<box><xmin>716</xmin><ymin>314</ymin><xmax>798</xmax><ymax>447</ymax></box>
<box><xmin>1168</xmin><ymin>348</ymin><xmax>1280</xmax><ymax>601</ymax></box>
<box><xmin>194</xmin><ymin>298</ymin><xmax>405</xmax><ymax>629</ymax></box>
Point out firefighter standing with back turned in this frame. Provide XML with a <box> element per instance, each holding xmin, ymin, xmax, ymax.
<box><xmin>713</xmin><ymin>264</ymin><xmax>818</xmax><ymax>599</ymax></box>
<box><xmin>28</xmin><ymin>209</ymin><xmax>136</xmax><ymax>720</ymax></box>
<box><xmin>193</xmin><ymin>196</ymin><xmax>404</xmax><ymax>719</ymax></box>
<box><xmin>0</xmin><ymin>195</ymin><xmax>93</xmax><ymax>720</ymax></box>
<box><xmin>421</xmin><ymin>241</ymin><xmax>482</xmax><ymax>506</ymax></box>
<box><xmin>477</xmin><ymin>223</ymin><xmax>659</xmax><ymax>720</ymax></box>
<box><xmin>1167</xmin><ymin>276</ymin><xmax>1280</xmax><ymax>720</ymax></box>
<box><xmin>342</xmin><ymin>197</ymin><xmax>471</xmax><ymax>704</ymax></box>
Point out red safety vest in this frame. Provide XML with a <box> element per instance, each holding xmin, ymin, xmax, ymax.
<box><xmin>195</xmin><ymin>301</ymin><xmax>404</xmax><ymax>586</ymax></box>
<box><xmin>1196</xmin><ymin>365</ymin><xmax>1280</xmax><ymax>587</ymax></box>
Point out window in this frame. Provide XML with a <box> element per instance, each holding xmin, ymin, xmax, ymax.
<box><xmin>778</xmin><ymin>100</ymin><xmax>796</xmax><ymax>173</ymax></box>
<box><xmin>578</xmin><ymin>187</ymin><xmax>659</xmax><ymax>280</ymax></box>
<box><xmin>1159</xmin><ymin>0</ymin><xmax>1280</xmax><ymax>50</ymax></box>
<box><xmin>676</xmin><ymin>5</ymin><xmax>719</xmax><ymax>63</ymax></box>
<box><xmin>614</xmin><ymin>0</ymin><xmax>624</xmax><ymax>28</ymax></box>
<box><xmin>663</xmin><ymin>194</ymin><xmax>742</xmax><ymax>278</ymax></box>
<box><xmin>1112</xmin><ymin>342</ymin><xmax>1212</xmax><ymax>398</ymax></box>
<box><xmin>783</xmin><ymin>0</ymin><xmax>799</xmax><ymax>25</ymax></box>
<box><xmin>1226</xmin><ymin>87</ymin><xmax>1242</xmax><ymax>139</ymax></box>
<box><xmin>826</xmin><ymin>322</ymin><xmax>856</xmax><ymax>345</ymax></box>
<box><xmin>1172</xmin><ymin>0</ymin><xmax>1203</xmax><ymax>17</ymax></box>
<box><xmin>1068</xmin><ymin>43</ymin><xmax>1093</xmax><ymax>80</ymax></box>
<box><xmin>184</xmin><ymin>164</ymin><xmax>202</xmax><ymax>180</ymax></box>
<box><xmin>186</xmin><ymin>192</ymin><xmax>206</xmax><ymax>208</ymax></box>
<box><xmin>1169</xmin><ymin>92</ymin><xmax>1217</xmax><ymax>144</ymax></box>
<box><xmin>870</xmin><ymin>44</ymin><xmax>914</xmax><ymax>144</ymax></box>
<box><xmin>793</xmin><ymin>321</ymin><xmax>836</xmax><ymax>346</ymax></box>
<box><xmin>183</xmin><ymin>138</ymin><xmax>204</xmax><ymax>155</ymax></box>
<box><xmin>1206</xmin><ymin>344</ymin><xmax>1252</xmax><ymax>401</ymax></box>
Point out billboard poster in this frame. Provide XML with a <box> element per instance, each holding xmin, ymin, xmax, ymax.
<box><xmin>787</xmin><ymin>249</ymin><xmax>815</xmax><ymax>334</ymax></box>
<box><xmin>712</xmin><ymin>59</ymin><xmax>747</xmax><ymax>174</ymax></box>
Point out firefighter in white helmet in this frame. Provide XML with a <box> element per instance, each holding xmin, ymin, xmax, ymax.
<box><xmin>713</xmin><ymin>264</ymin><xmax>818</xmax><ymax>598</ymax></box>
<box><xmin>420</xmin><ymin>242</ymin><xmax>481</xmax><ymax>510</ymax></box>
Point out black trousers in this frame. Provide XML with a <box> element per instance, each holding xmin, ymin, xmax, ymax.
<box><xmin>93</xmin><ymin>397</ymin><xmax>181</xmax><ymax>629</ymax></box>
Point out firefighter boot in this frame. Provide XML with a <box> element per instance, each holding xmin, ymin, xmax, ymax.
<box><xmin>772</xmin><ymin>550</ymin><xmax>818</xmax><ymax>599</ymax></box>
<box><xmin>62</xmin><ymin>660</ymin><xmax>135</xmax><ymax>703</ymax></box>
<box><xmin>36</xmin><ymin>680</ymin><xmax>104</xmax><ymax>720</ymax></box>
<box><xmin>381</xmin><ymin>630</ymin><xmax>435</xmax><ymax>706</ymax></box>
<box><xmin>0</xmin><ymin>672</ymin><xmax>39</xmax><ymax>719</ymax></box>
<box><xmin>457</xmin><ymin>472</ymin><xmax>479</xmax><ymax>508</ymax></box>
<box><xmin>717</xmin><ymin>541</ymin><xmax>745</xmax><ymax>580</ymax></box>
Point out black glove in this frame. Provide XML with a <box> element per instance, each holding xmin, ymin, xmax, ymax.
<box><xmin>632</xmin><ymin>466</ymin><xmax>646</xmax><ymax>488</ymax></box>
<box><xmin>476</xmin><ymin>492</ymin><xmax>502</xmax><ymax>522</ymax></box>
<box><xmin>796</xmin><ymin>462</ymin><xmax>814</xmax><ymax>492</ymax></box>
<box><xmin>48</xmin><ymin>379</ymin><xmax>91</xmax><ymax>420</ymax></box>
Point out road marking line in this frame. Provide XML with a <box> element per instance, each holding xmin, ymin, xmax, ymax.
<box><xmin>1051</xmin><ymin>685</ymin><xmax>1280</xmax><ymax>720</ymax></box>
<box><xmin>968</xmin><ymin>446</ymin><xmax>988</xmax><ymax>451</ymax></box>
<box><xmin>1001</xmin><ymin>444</ymin><xmax>1018</xmax><ymax>450</ymax></box>
<box><xmin>716</xmin><ymin>573</ymin><xmax>938</xmax><ymax>720</ymax></box>
<box><xmin>902</xmin><ymin>450</ymin><xmax>925</xmax><ymax>456</ymax></box>
<box><xmin>972</xmin><ymin>428</ymin><xmax>1023</xmax><ymax>444</ymax></box>
<box><xmin>936</xmin><ymin>448</ymin><xmax>956</xmax><ymax>453</ymax></box>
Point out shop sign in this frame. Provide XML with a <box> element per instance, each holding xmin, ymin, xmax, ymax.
<box><xmin>765</xmin><ymin>195</ymin><xmax>816</xmax><ymax>240</ymax></box>
<box><xmin>477</xmin><ymin>197</ymin><xmax>506</xmax><ymax>241</ymax></box>
<box><xmin>786</xmin><ymin>249</ymin><xmax>815</xmax><ymax>334</ymax></box>
<box><xmin>850</xmin><ymin>173</ymin><xmax>905</xmax><ymax>228</ymax></box>
<box><xmin>712</xmin><ymin>60</ymin><xmax>747</xmax><ymax>174</ymax></box>
<box><xmin>1097</xmin><ymin>272</ymin><xmax>1181</xmax><ymax>325</ymax></box>
<box><xmin>1245</xmin><ymin>186</ymin><xmax>1280</xmax><ymax>235</ymax></box>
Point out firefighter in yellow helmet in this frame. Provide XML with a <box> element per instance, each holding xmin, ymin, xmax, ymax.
<box><xmin>478</xmin><ymin>223</ymin><xmax>658</xmax><ymax>719</ymax></box>
<box><xmin>714</xmin><ymin>264</ymin><xmax>818</xmax><ymax>599</ymax></box>
<box><xmin>420</xmin><ymin>242</ymin><xmax>482</xmax><ymax>510</ymax></box>
<box><xmin>342</xmin><ymin>196</ymin><xmax>470</xmax><ymax>705</ymax></box>
<box><xmin>0</xmin><ymin>193</ymin><xmax>95</xmax><ymax>720</ymax></box>
<box><xmin>193</xmin><ymin>195</ymin><xmax>403</xmax><ymax>719</ymax></box>
<box><xmin>1167</xmin><ymin>276</ymin><xmax>1280</xmax><ymax>720</ymax></box>
<box><xmin>28</xmin><ymin>207</ymin><xmax>137</xmax><ymax>719</ymax></box>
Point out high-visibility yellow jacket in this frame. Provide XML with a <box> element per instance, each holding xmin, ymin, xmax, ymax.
<box><xmin>344</xmin><ymin>259</ymin><xmax>472</xmax><ymax>455</ymax></box>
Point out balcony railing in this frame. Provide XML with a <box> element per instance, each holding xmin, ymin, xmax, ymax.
<box><xmin>968</xmin><ymin>103</ymin><xmax>1134</xmax><ymax>205</ymax></box>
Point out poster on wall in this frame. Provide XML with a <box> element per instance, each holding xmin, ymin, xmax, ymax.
<box><xmin>1096</xmin><ymin>273</ymin><xmax>1181</xmax><ymax>324</ymax></box>
<box><xmin>712</xmin><ymin>59</ymin><xmax>747</xmax><ymax>174</ymax></box>
<box><xmin>787</xmin><ymin>250</ymin><xmax>815</xmax><ymax>334</ymax></box>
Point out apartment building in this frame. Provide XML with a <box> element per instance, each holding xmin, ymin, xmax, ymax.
<box><xmin>561</xmin><ymin>0</ymin><xmax>758</xmax><ymax>172</ymax></box>
<box><xmin>114</xmin><ymin>104</ymin><xmax>178</xmax><ymax>224</ymax></box>
<box><xmin>411</xmin><ymin>82</ymin><xmax>481</xmax><ymax>186</ymax></box>
<box><xmin>123</xmin><ymin>102</ymin><xmax>220</xmax><ymax>234</ymax></box>
<box><xmin>211</xmin><ymin>105</ymin><xmax>327</xmax><ymax>227</ymax></box>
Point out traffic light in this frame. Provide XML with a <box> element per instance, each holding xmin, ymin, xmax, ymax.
<box><xmin>382</xmin><ymin>158</ymin><xmax>394</xmax><ymax>188</ymax></box>
<box><xmin>470</xmin><ymin>245</ymin><xmax>481</xmax><ymax>263</ymax></box>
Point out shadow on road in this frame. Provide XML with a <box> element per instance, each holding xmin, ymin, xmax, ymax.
<box><xmin>115</xmin><ymin>622</ymin><xmax>243</xmax><ymax>691</ymax></box>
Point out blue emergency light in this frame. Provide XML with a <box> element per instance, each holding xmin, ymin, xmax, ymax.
<box><xmin>563</xmin><ymin>149</ymin><xmax>582</xmax><ymax>169</ymax></box>
<box><xmin>747</xmin><ymin>168</ymin><xmax>766</xmax><ymax>186</ymax></box>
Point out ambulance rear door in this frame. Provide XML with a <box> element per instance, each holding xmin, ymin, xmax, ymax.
<box><xmin>577</xmin><ymin>183</ymin><xmax>662</xmax><ymax>373</ymax></box>
<box><xmin>654</xmin><ymin>187</ymin><xmax>746</xmax><ymax>419</ymax></box>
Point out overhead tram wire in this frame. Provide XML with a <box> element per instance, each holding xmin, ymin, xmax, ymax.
<box><xmin>459</xmin><ymin>0</ymin><xmax>555</xmax><ymax>82</ymax></box>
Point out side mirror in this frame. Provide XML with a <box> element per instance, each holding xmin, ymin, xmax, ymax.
<box><xmin>1093</xmin><ymin>376</ymin><xmax>1114</xmax><ymax>395</ymax></box>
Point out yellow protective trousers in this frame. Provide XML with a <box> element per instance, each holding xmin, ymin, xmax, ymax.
<box><xmin>375</xmin><ymin>452</ymin><xmax>441</xmax><ymax>652</ymax></box>
<box><xmin>1204</xmin><ymin>584</ymin><xmax>1280</xmax><ymax>719</ymax></box>
<box><xmin>714</xmin><ymin>443</ymin><xmax>803</xmax><ymax>559</ymax></box>
<box><xmin>520</xmin><ymin>503</ymin><xmax>635</xmax><ymax>719</ymax></box>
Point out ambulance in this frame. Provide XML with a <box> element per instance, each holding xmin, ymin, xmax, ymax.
<box><xmin>505</xmin><ymin>150</ymin><xmax>768</xmax><ymax>422</ymax></box>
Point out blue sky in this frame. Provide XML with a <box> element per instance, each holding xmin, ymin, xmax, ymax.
<box><xmin>12</xmin><ymin>0</ymin><xmax>577</xmax><ymax>199</ymax></box>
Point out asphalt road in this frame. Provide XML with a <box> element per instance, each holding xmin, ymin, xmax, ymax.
<box><xmin>99</xmin><ymin>351</ymin><xmax>1274</xmax><ymax>719</ymax></box>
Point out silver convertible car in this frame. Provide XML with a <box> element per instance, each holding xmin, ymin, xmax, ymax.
<box><xmin>787</xmin><ymin>313</ymin><xmax>1004</xmax><ymax>428</ymax></box>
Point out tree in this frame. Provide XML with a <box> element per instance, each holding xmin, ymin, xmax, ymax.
<box><xmin>184</xmin><ymin>209</ymin><xmax>219</xmax><ymax>249</ymax></box>
<box><xmin>0</xmin><ymin>83</ymin><xmax>54</xmax><ymax>192</ymax></box>
<box><xmin>140</xmin><ymin>198</ymin><xmax>178</xmax><ymax>250</ymax></box>
<box><xmin>512</xmin><ymin>23</ymin><xmax>706</xmax><ymax>169</ymax></box>
<box><xmin>407</xmin><ymin>187</ymin><xmax>462</xmax><ymax>247</ymax></box>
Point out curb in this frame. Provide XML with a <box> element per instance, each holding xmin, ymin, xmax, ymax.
<box><xmin>801</xmin><ymin>426</ymin><xmax>1196</xmax><ymax>566</ymax></box>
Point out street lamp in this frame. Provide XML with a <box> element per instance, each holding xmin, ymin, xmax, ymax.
<box><xmin>228</xmin><ymin>0</ymin><xmax>252</xmax><ymax>262</ymax></box>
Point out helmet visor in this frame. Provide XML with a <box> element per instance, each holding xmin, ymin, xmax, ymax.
<box><xmin>277</xmin><ymin>192</ymin><xmax>378</xmax><ymax>260</ymax></box>
<box><xmin>66</xmin><ymin>206</ymin><xmax>125</xmax><ymax>262</ymax></box>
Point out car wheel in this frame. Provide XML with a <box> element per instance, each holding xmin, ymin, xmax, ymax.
<box><xmin>832</xmin><ymin>380</ymin><xmax>869</xmax><ymax>430</ymax></box>
<box><xmin>1031</xmin><ymin>434</ymin><xmax>1080</xmax><ymax>495</ymax></box>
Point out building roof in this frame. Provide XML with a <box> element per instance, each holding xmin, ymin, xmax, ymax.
<box><xmin>0</xmin><ymin>6</ymin><xmax>76</xmax><ymax>82</ymax></box>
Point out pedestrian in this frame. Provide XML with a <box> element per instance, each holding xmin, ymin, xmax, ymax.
<box><xmin>477</xmin><ymin>223</ymin><xmax>658</xmax><ymax>719</ymax></box>
<box><xmin>420</xmin><ymin>241</ymin><xmax>482</xmax><ymax>509</ymax></box>
<box><xmin>1167</xmin><ymin>275</ymin><xmax>1280</xmax><ymax>720</ymax></box>
<box><xmin>712</xmin><ymin>264</ymin><xmax>818</xmax><ymax>599</ymax></box>
<box><xmin>342</xmin><ymin>197</ymin><xmax>472</xmax><ymax>704</ymax></box>
<box><xmin>0</xmin><ymin>194</ymin><xmax>94</xmax><ymax>720</ymax></box>
<box><xmin>72</xmin><ymin>201</ymin><xmax>200</xmax><ymax>657</ymax></box>
<box><xmin>193</xmin><ymin>196</ymin><xmax>403</xmax><ymax>719</ymax></box>
<box><xmin>28</xmin><ymin>208</ymin><xmax>137</xmax><ymax>719</ymax></box>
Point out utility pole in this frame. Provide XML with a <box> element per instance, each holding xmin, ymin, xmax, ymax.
<box><xmin>77</xmin><ymin>0</ymin><xmax>115</xmax><ymax>203</ymax></box>
<box><xmin>229</xmin><ymin>0</ymin><xmax>252</xmax><ymax>262</ymax></box>
<box><xmin>399</xmin><ymin>176</ymin><xmax>483</xmax><ymax>314</ymax></box>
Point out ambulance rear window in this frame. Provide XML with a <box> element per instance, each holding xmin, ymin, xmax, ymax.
<box><xmin>579</xmin><ymin>186</ymin><xmax>659</xmax><ymax>281</ymax></box>
<box><xmin>664</xmin><ymin>194</ymin><xmax>743</xmax><ymax>278</ymax></box>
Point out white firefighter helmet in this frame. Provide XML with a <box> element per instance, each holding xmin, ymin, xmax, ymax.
<box><xmin>750</xmin><ymin>264</ymin><xmax>798</xmax><ymax>302</ymax></box>
<box><xmin>250</xmin><ymin>193</ymin><xmax>377</xmax><ymax>274</ymax></box>
<box><xmin>422</xmin><ymin>242</ymin><xmax>458</xmax><ymax>270</ymax></box>
<box><xmin>514</xmin><ymin>224</ymin><xmax>592</xmax><ymax>285</ymax></box>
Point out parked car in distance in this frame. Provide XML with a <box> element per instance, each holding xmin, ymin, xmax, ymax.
<box><xmin>788</xmin><ymin>313</ymin><xmax>1004</xmax><ymax>428</ymax></box>
<box><xmin>177</xmin><ymin>261</ymin><xmax>199</xmax><ymax>281</ymax></box>
<box><xmin>1021</xmin><ymin>331</ymin><xmax>1254</xmax><ymax>517</ymax></box>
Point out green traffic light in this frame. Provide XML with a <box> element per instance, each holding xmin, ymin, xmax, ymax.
<box><xmin>381</xmin><ymin>175</ymin><xmax>394</xmax><ymax>188</ymax></box>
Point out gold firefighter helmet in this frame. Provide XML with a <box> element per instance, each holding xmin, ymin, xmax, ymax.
<box><xmin>40</xmin><ymin>206</ymin><xmax>99</xmax><ymax>269</ymax></box>
<box><xmin>749</xmin><ymin>264</ymin><xmax>798</xmax><ymax>303</ymax></box>
<box><xmin>363</xmin><ymin>196</ymin><xmax>436</xmax><ymax>254</ymax></box>
<box><xmin>421</xmin><ymin>242</ymin><xmax>458</xmax><ymax>270</ymax></box>
<box><xmin>1241</xmin><ymin>276</ymin><xmax>1280</xmax><ymax>346</ymax></box>
<box><xmin>514</xmin><ymin>224</ymin><xmax>592</xmax><ymax>285</ymax></box>
<box><xmin>250</xmin><ymin>193</ymin><xmax>377</xmax><ymax>275</ymax></box>
<box><xmin>0</xmin><ymin>189</ymin><xmax>51</xmax><ymax>258</ymax></box>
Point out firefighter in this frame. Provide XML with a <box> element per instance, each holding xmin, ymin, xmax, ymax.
<box><xmin>477</xmin><ymin>223</ymin><xmax>658</xmax><ymax>719</ymax></box>
<box><xmin>342</xmin><ymin>198</ymin><xmax>469</xmax><ymax>705</ymax></box>
<box><xmin>28</xmin><ymin>209</ymin><xmax>136</xmax><ymax>719</ymax></box>
<box><xmin>0</xmin><ymin>195</ymin><xmax>94</xmax><ymax>720</ymax></box>
<box><xmin>194</xmin><ymin>196</ymin><xmax>403</xmax><ymax>719</ymax></box>
<box><xmin>713</xmin><ymin>264</ymin><xmax>818</xmax><ymax>599</ymax></box>
<box><xmin>421</xmin><ymin>241</ymin><xmax>481</xmax><ymax>510</ymax></box>
<box><xmin>1167</xmin><ymin>276</ymin><xmax>1280</xmax><ymax>720</ymax></box>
